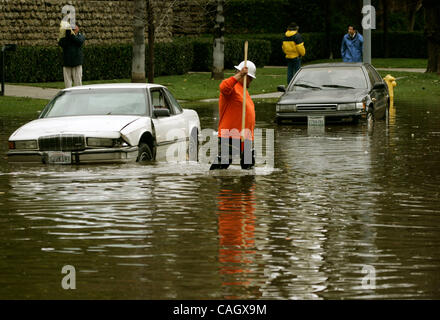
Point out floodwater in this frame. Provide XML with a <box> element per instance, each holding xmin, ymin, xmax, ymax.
<box><xmin>0</xmin><ymin>99</ymin><xmax>439</xmax><ymax>299</ymax></box>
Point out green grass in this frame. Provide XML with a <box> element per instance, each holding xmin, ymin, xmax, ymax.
<box><xmin>11</xmin><ymin>69</ymin><xmax>286</xmax><ymax>101</ymax></box>
<box><xmin>305</xmin><ymin>58</ymin><xmax>427</xmax><ymax>69</ymax></box>
<box><xmin>10</xmin><ymin>59</ymin><xmax>428</xmax><ymax>101</ymax></box>
<box><xmin>0</xmin><ymin>96</ymin><xmax>49</xmax><ymax>117</ymax></box>
<box><xmin>2</xmin><ymin>59</ymin><xmax>438</xmax><ymax>118</ymax></box>
<box><xmin>377</xmin><ymin>71</ymin><xmax>440</xmax><ymax>104</ymax></box>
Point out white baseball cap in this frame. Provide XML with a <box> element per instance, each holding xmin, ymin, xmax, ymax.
<box><xmin>234</xmin><ymin>60</ymin><xmax>256</xmax><ymax>79</ymax></box>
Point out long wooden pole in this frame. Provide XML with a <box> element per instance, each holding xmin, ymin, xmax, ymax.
<box><xmin>241</xmin><ymin>41</ymin><xmax>248</xmax><ymax>142</ymax></box>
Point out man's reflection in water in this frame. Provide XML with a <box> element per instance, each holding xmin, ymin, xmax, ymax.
<box><xmin>216</xmin><ymin>175</ymin><xmax>259</xmax><ymax>299</ymax></box>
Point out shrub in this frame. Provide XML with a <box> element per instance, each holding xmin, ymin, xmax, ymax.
<box><xmin>230</xmin><ymin>31</ymin><xmax>427</xmax><ymax>66</ymax></box>
<box><xmin>4</xmin><ymin>41</ymin><xmax>194</xmax><ymax>83</ymax></box>
<box><xmin>224</xmin><ymin>0</ymin><xmax>325</xmax><ymax>33</ymax></box>
<box><xmin>186</xmin><ymin>37</ymin><xmax>271</xmax><ymax>72</ymax></box>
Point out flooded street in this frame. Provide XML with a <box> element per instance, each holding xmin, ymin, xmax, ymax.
<box><xmin>0</xmin><ymin>99</ymin><xmax>439</xmax><ymax>299</ymax></box>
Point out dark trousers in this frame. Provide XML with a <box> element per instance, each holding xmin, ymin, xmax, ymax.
<box><xmin>287</xmin><ymin>57</ymin><xmax>301</xmax><ymax>85</ymax></box>
<box><xmin>210</xmin><ymin>137</ymin><xmax>255</xmax><ymax>170</ymax></box>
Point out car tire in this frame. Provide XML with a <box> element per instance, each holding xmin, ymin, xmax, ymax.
<box><xmin>137</xmin><ymin>143</ymin><xmax>153</xmax><ymax>162</ymax></box>
<box><xmin>189</xmin><ymin>127</ymin><xmax>198</xmax><ymax>162</ymax></box>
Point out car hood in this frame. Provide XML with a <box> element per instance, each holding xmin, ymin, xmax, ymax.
<box><xmin>278</xmin><ymin>88</ymin><xmax>368</xmax><ymax>104</ymax></box>
<box><xmin>10</xmin><ymin>115</ymin><xmax>143</xmax><ymax>140</ymax></box>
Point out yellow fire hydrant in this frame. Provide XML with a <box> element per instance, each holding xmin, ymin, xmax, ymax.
<box><xmin>383</xmin><ymin>74</ymin><xmax>397</xmax><ymax>108</ymax></box>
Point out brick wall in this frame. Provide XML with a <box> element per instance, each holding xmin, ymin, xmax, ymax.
<box><xmin>0</xmin><ymin>0</ymin><xmax>177</xmax><ymax>46</ymax></box>
<box><xmin>172</xmin><ymin>0</ymin><xmax>212</xmax><ymax>35</ymax></box>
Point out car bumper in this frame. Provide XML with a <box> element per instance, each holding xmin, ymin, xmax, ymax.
<box><xmin>276</xmin><ymin>110</ymin><xmax>367</xmax><ymax>121</ymax></box>
<box><xmin>7</xmin><ymin>146</ymin><xmax>139</xmax><ymax>164</ymax></box>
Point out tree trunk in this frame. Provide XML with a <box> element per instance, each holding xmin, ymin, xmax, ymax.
<box><xmin>212</xmin><ymin>0</ymin><xmax>225</xmax><ymax>80</ymax></box>
<box><xmin>423</xmin><ymin>0</ymin><xmax>440</xmax><ymax>73</ymax></box>
<box><xmin>132</xmin><ymin>0</ymin><xmax>146</xmax><ymax>83</ymax></box>
<box><xmin>324</xmin><ymin>0</ymin><xmax>333</xmax><ymax>59</ymax></box>
<box><xmin>146</xmin><ymin>0</ymin><xmax>155</xmax><ymax>83</ymax></box>
<box><xmin>382</xmin><ymin>0</ymin><xmax>389</xmax><ymax>58</ymax></box>
<box><xmin>408</xmin><ymin>0</ymin><xmax>422</xmax><ymax>32</ymax></box>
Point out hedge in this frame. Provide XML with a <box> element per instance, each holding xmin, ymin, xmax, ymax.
<box><xmin>4</xmin><ymin>41</ymin><xmax>194</xmax><ymax>83</ymax></box>
<box><xmin>3</xmin><ymin>31</ymin><xmax>427</xmax><ymax>83</ymax></box>
<box><xmin>223</xmin><ymin>0</ymin><xmax>326</xmax><ymax>34</ymax></box>
<box><xmin>223</xmin><ymin>0</ymin><xmax>425</xmax><ymax>34</ymax></box>
<box><xmin>229</xmin><ymin>31</ymin><xmax>427</xmax><ymax>66</ymax></box>
<box><xmin>180</xmin><ymin>37</ymin><xmax>271</xmax><ymax>72</ymax></box>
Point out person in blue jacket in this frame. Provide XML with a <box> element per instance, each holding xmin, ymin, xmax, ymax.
<box><xmin>341</xmin><ymin>25</ymin><xmax>363</xmax><ymax>62</ymax></box>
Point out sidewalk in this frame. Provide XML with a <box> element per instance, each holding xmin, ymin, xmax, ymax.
<box><xmin>200</xmin><ymin>91</ymin><xmax>282</xmax><ymax>103</ymax></box>
<box><xmin>376</xmin><ymin>68</ymin><xmax>425</xmax><ymax>73</ymax></box>
<box><xmin>2</xmin><ymin>66</ymin><xmax>425</xmax><ymax>101</ymax></box>
<box><xmin>3</xmin><ymin>84</ymin><xmax>59</xmax><ymax>100</ymax></box>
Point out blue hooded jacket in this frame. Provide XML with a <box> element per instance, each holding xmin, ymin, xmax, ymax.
<box><xmin>341</xmin><ymin>32</ymin><xmax>363</xmax><ymax>62</ymax></box>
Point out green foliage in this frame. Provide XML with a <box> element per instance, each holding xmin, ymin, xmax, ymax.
<box><xmin>4</xmin><ymin>41</ymin><xmax>194</xmax><ymax>83</ymax></box>
<box><xmin>228</xmin><ymin>33</ymin><xmax>328</xmax><ymax>66</ymax></box>
<box><xmin>371</xmin><ymin>32</ymin><xmax>427</xmax><ymax>59</ymax></box>
<box><xmin>154</xmin><ymin>40</ymin><xmax>194</xmax><ymax>76</ymax></box>
<box><xmin>2</xmin><ymin>30</ymin><xmax>427</xmax><ymax>83</ymax></box>
<box><xmin>231</xmin><ymin>31</ymin><xmax>427</xmax><ymax>66</ymax></box>
<box><xmin>224</xmin><ymin>0</ymin><xmax>325</xmax><ymax>34</ymax></box>
<box><xmin>187</xmin><ymin>37</ymin><xmax>271</xmax><ymax>72</ymax></box>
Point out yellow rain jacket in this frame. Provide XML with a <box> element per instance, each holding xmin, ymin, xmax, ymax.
<box><xmin>282</xmin><ymin>30</ymin><xmax>306</xmax><ymax>59</ymax></box>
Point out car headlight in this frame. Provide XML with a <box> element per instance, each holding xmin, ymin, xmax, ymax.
<box><xmin>277</xmin><ymin>104</ymin><xmax>297</xmax><ymax>112</ymax></box>
<box><xmin>356</xmin><ymin>102</ymin><xmax>365</xmax><ymax>110</ymax></box>
<box><xmin>87</xmin><ymin>138</ymin><xmax>117</xmax><ymax>148</ymax></box>
<box><xmin>12</xmin><ymin>140</ymin><xmax>38</xmax><ymax>150</ymax></box>
<box><xmin>337</xmin><ymin>103</ymin><xmax>356</xmax><ymax>111</ymax></box>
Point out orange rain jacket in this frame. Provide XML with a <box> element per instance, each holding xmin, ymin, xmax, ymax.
<box><xmin>217</xmin><ymin>76</ymin><xmax>255</xmax><ymax>141</ymax></box>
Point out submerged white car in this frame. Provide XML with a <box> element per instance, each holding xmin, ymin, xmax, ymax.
<box><xmin>8</xmin><ymin>83</ymin><xmax>200</xmax><ymax>164</ymax></box>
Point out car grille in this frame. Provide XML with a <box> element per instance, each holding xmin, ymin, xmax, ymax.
<box><xmin>297</xmin><ymin>104</ymin><xmax>337</xmax><ymax>112</ymax></box>
<box><xmin>38</xmin><ymin>134</ymin><xmax>85</xmax><ymax>151</ymax></box>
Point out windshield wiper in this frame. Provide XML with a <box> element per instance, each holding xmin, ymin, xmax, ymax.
<box><xmin>293</xmin><ymin>83</ymin><xmax>322</xmax><ymax>90</ymax></box>
<box><xmin>322</xmin><ymin>84</ymin><xmax>356</xmax><ymax>89</ymax></box>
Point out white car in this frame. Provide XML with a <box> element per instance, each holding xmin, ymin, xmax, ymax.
<box><xmin>7</xmin><ymin>83</ymin><xmax>201</xmax><ymax>164</ymax></box>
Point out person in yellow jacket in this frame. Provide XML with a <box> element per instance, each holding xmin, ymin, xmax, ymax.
<box><xmin>282</xmin><ymin>22</ymin><xmax>306</xmax><ymax>84</ymax></box>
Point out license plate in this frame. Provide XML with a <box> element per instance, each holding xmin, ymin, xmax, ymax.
<box><xmin>46</xmin><ymin>151</ymin><xmax>72</xmax><ymax>164</ymax></box>
<box><xmin>308</xmin><ymin>116</ymin><xmax>325</xmax><ymax>126</ymax></box>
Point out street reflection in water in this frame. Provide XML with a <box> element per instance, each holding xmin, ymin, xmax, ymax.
<box><xmin>0</xmin><ymin>99</ymin><xmax>439</xmax><ymax>299</ymax></box>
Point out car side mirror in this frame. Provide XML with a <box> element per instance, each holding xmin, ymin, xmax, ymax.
<box><xmin>373</xmin><ymin>83</ymin><xmax>386</xmax><ymax>90</ymax></box>
<box><xmin>153</xmin><ymin>108</ymin><xmax>170</xmax><ymax>118</ymax></box>
<box><xmin>277</xmin><ymin>85</ymin><xmax>286</xmax><ymax>93</ymax></box>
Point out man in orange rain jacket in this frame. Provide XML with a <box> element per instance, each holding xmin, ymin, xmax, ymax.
<box><xmin>210</xmin><ymin>61</ymin><xmax>257</xmax><ymax>170</ymax></box>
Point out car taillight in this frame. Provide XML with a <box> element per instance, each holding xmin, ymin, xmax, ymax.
<box><xmin>8</xmin><ymin>141</ymin><xmax>15</xmax><ymax>150</ymax></box>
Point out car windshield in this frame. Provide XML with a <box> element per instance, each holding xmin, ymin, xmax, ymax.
<box><xmin>40</xmin><ymin>89</ymin><xmax>147</xmax><ymax>118</ymax></box>
<box><xmin>289</xmin><ymin>67</ymin><xmax>368</xmax><ymax>91</ymax></box>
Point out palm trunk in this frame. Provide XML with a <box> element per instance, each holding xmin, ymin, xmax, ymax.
<box><xmin>382</xmin><ymin>0</ymin><xmax>389</xmax><ymax>58</ymax></box>
<box><xmin>324</xmin><ymin>0</ymin><xmax>333</xmax><ymax>59</ymax></box>
<box><xmin>423</xmin><ymin>0</ymin><xmax>440</xmax><ymax>73</ymax></box>
<box><xmin>212</xmin><ymin>0</ymin><xmax>225</xmax><ymax>80</ymax></box>
<box><xmin>146</xmin><ymin>0</ymin><xmax>155</xmax><ymax>83</ymax></box>
<box><xmin>408</xmin><ymin>0</ymin><xmax>422</xmax><ymax>32</ymax></box>
<box><xmin>132</xmin><ymin>0</ymin><xmax>146</xmax><ymax>83</ymax></box>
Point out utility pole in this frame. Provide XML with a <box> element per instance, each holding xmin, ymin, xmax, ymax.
<box><xmin>362</xmin><ymin>0</ymin><xmax>372</xmax><ymax>64</ymax></box>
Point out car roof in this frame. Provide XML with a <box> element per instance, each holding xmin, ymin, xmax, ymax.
<box><xmin>302</xmin><ymin>62</ymin><xmax>367</xmax><ymax>69</ymax></box>
<box><xmin>63</xmin><ymin>83</ymin><xmax>165</xmax><ymax>92</ymax></box>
